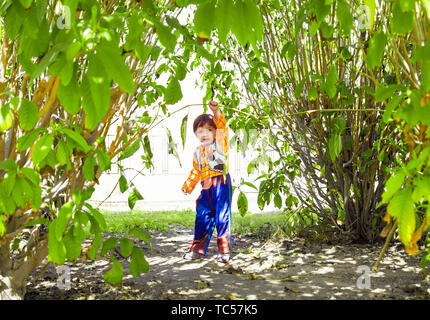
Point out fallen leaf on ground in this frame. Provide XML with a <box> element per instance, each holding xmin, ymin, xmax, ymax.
<box><xmin>248</xmin><ymin>273</ymin><xmax>258</xmax><ymax>280</ymax></box>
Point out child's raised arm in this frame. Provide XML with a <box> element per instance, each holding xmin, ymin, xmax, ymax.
<box><xmin>208</xmin><ymin>100</ymin><xmax>221</xmax><ymax>122</ymax></box>
<box><xmin>208</xmin><ymin>100</ymin><xmax>226</xmax><ymax>129</ymax></box>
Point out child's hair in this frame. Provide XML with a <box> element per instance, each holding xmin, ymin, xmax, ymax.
<box><xmin>193</xmin><ymin>114</ymin><xmax>217</xmax><ymax>133</ymax></box>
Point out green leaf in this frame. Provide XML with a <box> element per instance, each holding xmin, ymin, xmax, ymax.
<box><xmin>165</xmin><ymin>126</ymin><xmax>182</xmax><ymax>167</ymax></box>
<box><xmin>257</xmin><ymin>192</ymin><xmax>265</xmax><ymax>211</ymax></box>
<box><xmin>325</xmin><ymin>66</ymin><xmax>338</xmax><ymax>98</ymax></box>
<box><xmin>154</xmin><ymin>22</ymin><xmax>177</xmax><ymax>53</ymax></box>
<box><xmin>84</xmin><ymin>204</ymin><xmax>107</xmax><ymax>230</ymax></box>
<box><xmin>175</xmin><ymin>59</ymin><xmax>187</xmax><ymax>81</ymax></box>
<box><xmin>59</xmin><ymin>128</ymin><xmax>91</xmax><ymax>153</ymax></box>
<box><xmin>103</xmin><ymin>258</ymin><xmax>123</xmax><ymax>286</ymax></box>
<box><xmin>32</xmin><ymin>133</ymin><xmax>53</xmax><ymax>166</ymax></box>
<box><xmin>274</xmin><ymin>193</ymin><xmax>282</xmax><ymax>209</ymax></box>
<box><xmin>48</xmin><ymin>220</ymin><xmax>66</xmax><ymax>265</ymax></box>
<box><xmin>72</xmin><ymin>188</ymin><xmax>85</xmax><ymax>205</ymax></box>
<box><xmin>230</xmin><ymin>0</ymin><xmax>249</xmax><ymax>46</ymax></box>
<box><xmin>101</xmin><ymin>237</ymin><xmax>118</xmax><ymax>256</ymax></box>
<box><xmin>19</xmin><ymin>0</ymin><xmax>33</xmax><ymax>9</ymax></box>
<box><xmin>129</xmin><ymin>247</ymin><xmax>149</xmax><ymax>276</ymax></box>
<box><xmin>229</xmin><ymin>0</ymin><xmax>263</xmax><ymax>47</ymax></box>
<box><xmin>18</xmin><ymin>99</ymin><xmax>39</xmax><ymax>131</ymax></box>
<box><xmin>17</xmin><ymin>129</ymin><xmax>42</xmax><ymax>152</ymax></box>
<box><xmin>96</xmin><ymin>41</ymin><xmax>134</xmax><ymax>94</ymax></box>
<box><xmin>82</xmin><ymin>54</ymin><xmax>110</xmax><ymax>131</ymax></box>
<box><xmin>128</xmin><ymin>188</ymin><xmax>143</xmax><ymax>210</ymax></box>
<box><xmin>314</xmin><ymin>0</ymin><xmax>332</xmax><ymax>22</ymax></box>
<box><xmin>59</xmin><ymin>62</ymin><xmax>74</xmax><ymax>87</ymax></box>
<box><xmin>142</xmin><ymin>135</ymin><xmax>153</xmax><ymax>165</ymax></box>
<box><xmin>365</xmin><ymin>31</ymin><xmax>387</xmax><ymax>70</ymax></box>
<box><xmin>12</xmin><ymin>176</ymin><xmax>31</xmax><ymax>208</ymax></box>
<box><xmin>0</xmin><ymin>104</ymin><xmax>13</xmax><ymax>131</ymax></box>
<box><xmin>82</xmin><ymin>153</ymin><xmax>96</xmax><ymax>181</ymax></box>
<box><xmin>333</xmin><ymin>116</ymin><xmax>346</xmax><ymax>134</ymax></box>
<box><xmin>20</xmin><ymin>167</ymin><xmax>40</xmax><ymax>186</ymax></box>
<box><xmin>119</xmin><ymin>175</ymin><xmax>128</xmax><ymax>193</ymax></box>
<box><xmin>8</xmin><ymin>97</ymin><xmax>20</xmax><ymax>111</ymax></box>
<box><xmin>363</xmin><ymin>0</ymin><xmax>376</xmax><ymax>30</ymax></box>
<box><xmin>2</xmin><ymin>171</ymin><xmax>16</xmax><ymax>196</ymax></box>
<box><xmin>38</xmin><ymin>149</ymin><xmax>57</xmax><ymax>169</ymax></box>
<box><xmin>421</xmin><ymin>61</ymin><xmax>430</xmax><ymax>94</ymax></box>
<box><xmin>294</xmin><ymin>79</ymin><xmax>305</xmax><ymax>98</ymax></box>
<box><xmin>247</xmin><ymin>161</ymin><xmax>256</xmax><ymax>175</ymax></box>
<box><xmin>31</xmin><ymin>44</ymin><xmax>68</xmax><ymax>81</ymax></box>
<box><xmin>0</xmin><ymin>158</ymin><xmax>17</xmax><ymax>171</ymax></box>
<box><xmin>194</xmin><ymin>1</ymin><xmax>215</xmax><ymax>38</ymax></box>
<box><xmin>118</xmin><ymin>138</ymin><xmax>141</xmax><ymax>161</ymax></box>
<box><xmin>389</xmin><ymin>189</ymin><xmax>415</xmax><ymax>245</ymax></box>
<box><xmin>244</xmin><ymin>0</ymin><xmax>263</xmax><ymax>46</ymax></box>
<box><xmin>85</xmin><ymin>233</ymin><xmax>102</xmax><ymax>260</ymax></box>
<box><xmin>180</xmin><ymin>114</ymin><xmax>188</xmax><ymax>149</ymax></box>
<box><xmin>308</xmin><ymin>86</ymin><xmax>317</xmax><ymax>101</ymax></box>
<box><xmin>63</xmin><ymin>229</ymin><xmax>82</xmax><ymax>261</ymax></box>
<box><xmin>0</xmin><ymin>187</ymin><xmax>16</xmax><ymax>215</ymax></box>
<box><xmin>56</xmin><ymin>202</ymin><xmax>74</xmax><ymax>241</ymax></box>
<box><xmin>4</xmin><ymin>2</ymin><xmax>25</xmax><ymax>39</ymax></box>
<box><xmin>20</xmin><ymin>17</ymin><xmax>49</xmax><ymax>57</ymax></box>
<box><xmin>96</xmin><ymin>149</ymin><xmax>111</xmax><ymax>172</ymax></box>
<box><xmin>241</xmin><ymin>181</ymin><xmax>258</xmax><ymax>191</ymax></box>
<box><xmin>281</xmin><ymin>42</ymin><xmax>296</xmax><ymax>60</ymax></box>
<box><xmin>387</xmin><ymin>188</ymin><xmax>413</xmax><ymax>219</ymax></box>
<box><xmin>66</xmin><ymin>41</ymin><xmax>81</xmax><ymax>62</ymax></box>
<box><xmin>391</xmin><ymin>2</ymin><xmax>414</xmax><ymax>34</ymax></box>
<box><xmin>237</xmin><ymin>192</ymin><xmax>248</xmax><ymax>217</ymax></box>
<box><xmin>124</xmin><ymin>12</ymin><xmax>143</xmax><ymax>50</ymax></box>
<box><xmin>25</xmin><ymin>217</ymin><xmax>50</xmax><ymax>227</ymax></box>
<box><xmin>119</xmin><ymin>237</ymin><xmax>133</xmax><ymax>258</ymax></box>
<box><xmin>336</xmin><ymin>0</ymin><xmax>353</xmax><ymax>35</ymax></box>
<box><xmin>309</xmin><ymin>21</ymin><xmax>319</xmax><ymax>37</ymax></box>
<box><xmin>412</xmin><ymin>176</ymin><xmax>430</xmax><ymax>203</ymax></box>
<box><xmin>56</xmin><ymin>139</ymin><xmax>71</xmax><ymax>170</ymax></box>
<box><xmin>57</xmin><ymin>73</ymin><xmax>81</xmax><ymax>115</ymax></box>
<box><xmin>135</xmin><ymin>42</ymin><xmax>152</xmax><ymax>62</ymax></box>
<box><xmin>329</xmin><ymin>134</ymin><xmax>342</xmax><ymax>162</ymax></box>
<box><xmin>164</xmin><ymin>77</ymin><xmax>183</xmax><ymax>105</ymax></box>
<box><xmin>394</xmin><ymin>90</ymin><xmax>422</xmax><ymax>126</ymax></box>
<box><xmin>0</xmin><ymin>215</ymin><xmax>6</xmax><ymax>237</ymax></box>
<box><xmin>375</xmin><ymin>84</ymin><xmax>403</xmax><ymax>102</ymax></box>
<box><xmin>215</xmin><ymin>0</ymin><xmax>233</xmax><ymax>43</ymax></box>
<box><xmin>381</xmin><ymin>169</ymin><xmax>407</xmax><ymax>203</ymax></box>
<box><xmin>129</xmin><ymin>226</ymin><xmax>151</xmax><ymax>245</ymax></box>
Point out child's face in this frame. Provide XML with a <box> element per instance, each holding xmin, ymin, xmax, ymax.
<box><xmin>195</xmin><ymin>123</ymin><xmax>216</xmax><ymax>146</ymax></box>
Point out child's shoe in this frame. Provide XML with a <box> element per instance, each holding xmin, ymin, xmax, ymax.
<box><xmin>183</xmin><ymin>251</ymin><xmax>203</xmax><ymax>260</ymax></box>
<box><xmin>216</xmin><ymin>253</ymin><xmax>230</xmax><ymax>263</ymax></box>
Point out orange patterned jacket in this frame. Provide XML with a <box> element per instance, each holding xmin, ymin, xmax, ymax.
<box><xmin>182</xmin><ymin>111</ymin><xmax>229</xmax><ymax>194</ymax></box>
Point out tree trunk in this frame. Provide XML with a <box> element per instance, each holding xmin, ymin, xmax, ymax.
<box><xmin>0</xmin><ymin>239</ymin><xmax>49</xmax><ymax>300</ymax></box>
<box><xmin>0</xmin><ymin>275</ymin><xmax>25</xmax><ymax>300</ymax></box>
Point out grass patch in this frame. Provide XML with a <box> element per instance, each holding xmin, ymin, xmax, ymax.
<box><xmin>232</xmin><ymin>211</ymin><xmax>289</xmax><ymax>239</ymax></box>
<box><xmin>101</xmin><ymin>209</ymin><xmax>195</xmax><ymax>234</ymax></box>
<box><xmin>101</xmin><ymin>209</ymin><xmax>288</xmax><ymax>239</ymax></box>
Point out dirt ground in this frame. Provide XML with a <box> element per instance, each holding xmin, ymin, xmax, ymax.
<box><xmin>24</xmin><ymin>225</ymin><xmax>430</xmax><ymax>300</ymax></box>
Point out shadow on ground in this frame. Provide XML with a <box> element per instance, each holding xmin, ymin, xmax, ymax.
<box><xmin>25</xmin><ymin>226</ymin><xmax>430</xmax><ymax>300</ymax></box>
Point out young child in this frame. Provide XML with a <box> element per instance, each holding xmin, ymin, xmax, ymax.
<box><xmin>181</xmin><ymin>100</ymin><xmax>232</xmax><ymax>263</ymax></box>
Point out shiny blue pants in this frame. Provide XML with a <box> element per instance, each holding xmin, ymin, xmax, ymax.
<box><xmin>190</xmin><ymin>174</ymin><xmax>232</xmax><ymax>255</ymax></box>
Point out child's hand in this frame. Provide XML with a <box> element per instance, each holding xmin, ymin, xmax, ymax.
<box><xmin>208</xmin><ymin>100</ymin><xmax>218</xmax><ymax>113</ymax></box>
